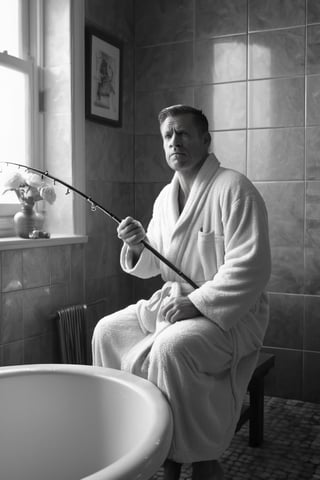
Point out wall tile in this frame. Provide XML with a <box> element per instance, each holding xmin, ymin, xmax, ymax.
<box><xmin>248</xmin><ymin>128</ymin><xmax>305</xmax><ymax>181</ymax></box>
<box><xmin>135</xmin><ymin>182</ymin><xmax>167</xmax><ymax>228</ymax></box>
<box><xmin>85</xmin><ymin>121</ymin><xmax>107</xmax><ymax>181</ymax></box>
<box><xmin>49</xmin><ymin>284</ymin><xmax>68</xmax><ymax>317</ymax></box>
<box><xmin>305</xmin><ymin>181</ymin><xmax>320</xmax><ymax>294</ymax></box>
<box><xmin>2</xmin><ymin>291</ymin><xmax>23</xmax><ymax>343</ymax></box>
<box><xmin>258</xmin><ymin>183</ymin><xmax>304</xmax><ymax>293</ymax></box>
<box><xmin>24</xmin><ymin>333</ymin><xmax>60</xmax><ymax>364</ymax></box>
<box><xmin>249</xmin><ymin>0</ymin><xmax>305</xmax><ymax>31</ymax></box>
<box><xmin>195</xmin><ymin>82</ymin><xmax>247</xmax><ymax>130</ymax></box>
<box><xmin>133</xmin><ymin>276</ymin><xmax>163</xmax><ymax>304</ymax></box>
<box><xmin>268</xmin><ymin>246</ymin><xmax>304</xmax><ymax>294</ymax></box>
<box><xmin>23</xmin><ymin>287</ymin><xmax>53</xmax><ymax>337</ymax></box>
<box><xmin>249</xmin><ymin>28</ymin><xmax>305</xmax><ymax>79</ymax></box>
<box><xmin>196</xmin><ymin>0</ymin><xmax>247</xmax><ymax>39</ymax></box>
<box><xmin>135</xmin><ymin>88</ymin><xmax>195</xmax><ymax>135</ymax></box>
<box><xmin>135</xmin><ymin>135</ymin><xmax>172</xmax><ymax>183</ymax></box>
<box><xmin>304</xmin><ymin>295</ymin><xmax>320</xmax><ymax>351</ymax></box>
<box><xmin>305</xmin><ymin>181</ymin><xmax>320</xmax><ymax>248</ymax></box>
<box><xmin>103</xmin><ymin>182</ymin><xmax>135</xmax><ymax>226</ymax></box>
<box><xmin>306</xmin><ymin>127</ymin><xmax>320</xmax><ymax>180</ymax></box>
<box><xmin>69</xmin><ymin>244</ymin><xmax>85</xmax><ymax>305</ymax></box>
<box><xmin>135</xmin><ymin>43</ymin><xmax>194</xmax><ymax>92</ymax></box>
<box><xmin>305</xmin><ymin>247</ymin><xmax>320</xmax><ymax>295</ymax></box>
<box><xmin>307</xmin><ymin>0</ymin><xmax>320</xmax><ymax>24</ymax></box>
<box><xmin>22</xmin><ymin>248</ymin><xmax>51</xmax><ymax>289</ymax></box>
<box><xmin>86</xmin><ymin>182</ymin><xmax>109</xmax><ymax>237</ymax></box>
<box><xmin>50</xmin><ymin>245</ymin><xmax>70</xmax><ymax>285</ymax></box>
<box><xmin>121</xmin><ymin>43</ymin><xmax>135</xmax><ymax>133</ymax></box>
<box><xmin>135</xmin><ymin>0</ymin><xmax>193</xmax><ymax>46</ymax></box>
<box><xmin>1</xmin><ymin>250</ymin><xmax>23</xmax><ymax>292</ymax></box>
<box><xmin>303</xmin><ymin>351</ymin><xmax>320</xmax><ymax>402</ymax></box>
<box><xmin>102</xmin><ymin>132</ymin><xmax>134</xmax><ymax>182</ymax></box>
<box><xmin>262</xmin><ymin>346</ymin><xmax>303</xmax><ymax>400</ymax></box>
<box><xmin>195</xmin><ymin>35</ymin><xmax>247</xmax><ymax>84</ymax></box>
<box><xmin>307</xmin><ymin>25</ymin><xmax>320</xmax><ymax>74</ymax></box>
<box><xmin>307</xmin><ymin>75</ymin><xmax>320</xmax><ymax>125</ymax></box>
<box><xmin>212</xmin><ymin>130</ymin><xmax>246</xmax><ymax>174</ymax></box>
<box><xmin>264</xmin><ymin>293</ymin><xmax>304</xmax><ymax>349</ymax></box>
<box><xmin>257</xmin><ymin>182</ymin><xmax>304</xmax><ymax>248</ymax></box>
<box><xmin>85</xmin><ymin>273</ymin><xmax>133</xmax><ymax>313</ymax></box>
<box><xmin>85</xmin><ymin>0</ymin><xmax>134</xmax><ymax>42</ymax></box>
<box><xmin>248</xmin><ymin>77</ymin><xmax>305</xmax><ymax>128</ymax></box>
<box><xmin>2</xmin><ymin>340</ymin><xmax>24</xmax><ymax>366</ymax></box>
<box><xmin>85</xmin><ymin>236</ymin><xmax>110</xmax><ymax>279</ymax></box>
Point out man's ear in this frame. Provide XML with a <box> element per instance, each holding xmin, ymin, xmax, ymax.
<box><xmin>204</xmin><ymin>132</ymin><xmax>211</xmax><ymax>146</ymax></box>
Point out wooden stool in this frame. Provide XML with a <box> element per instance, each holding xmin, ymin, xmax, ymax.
<box><xmin>236</xmin><ymin>352</ymin><xmax>275</xmax><ymax>447</ymax></box>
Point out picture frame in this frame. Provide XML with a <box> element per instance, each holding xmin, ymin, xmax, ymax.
<box><xmin>85</xmin><ymin>27</ymin><xmax>122</xmax><ymax>126</ymax></box>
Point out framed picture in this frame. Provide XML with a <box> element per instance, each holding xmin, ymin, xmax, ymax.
<box><xmin>85</xmin><ymin>27</ymin><xmax>122</xmax><ymax>126</ymax></box>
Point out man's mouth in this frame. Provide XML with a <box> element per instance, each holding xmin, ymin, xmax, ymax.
<box><xmin>171</xmin><ymin>151</ymin><xmax>185</xmax><ymax>157</ymax></box>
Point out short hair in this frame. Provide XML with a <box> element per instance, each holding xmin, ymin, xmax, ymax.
<box><xmin>158</xmin><ymin>104</ymin><xmax>209</xmax><ymax>133</ymax></box>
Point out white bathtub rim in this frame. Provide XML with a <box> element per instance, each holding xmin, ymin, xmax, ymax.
<box><xmin>0</xmin><ymin>363</ymin><xmax>173</xmax><ymax>480</ymax></box>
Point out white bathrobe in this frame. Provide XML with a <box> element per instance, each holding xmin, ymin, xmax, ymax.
<box><xmin>92</xmin><ymin>154</ymin><xmax>271</xmax><ymax>463</ymax></box>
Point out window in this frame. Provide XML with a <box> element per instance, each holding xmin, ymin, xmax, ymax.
<box><xmin>0</xmin><ymin>0</ymin><xmax>85</xmax><ymax>240</ymax></box>
<box><xmin>0</xmin><ymin>0</ymin><xmax>40</xmax><ymax>234</ymax></box>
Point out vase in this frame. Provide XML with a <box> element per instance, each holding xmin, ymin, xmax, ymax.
<box><xmin>13</xmin><ymin>204</ymin><xmax>44</xmax><ymax>239</ymax></box>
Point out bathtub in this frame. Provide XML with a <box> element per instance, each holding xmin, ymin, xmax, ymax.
<box><xmin>0</xmin><ymin>364</ymin><xmax>173</xmax><ymax>480</ymax></box>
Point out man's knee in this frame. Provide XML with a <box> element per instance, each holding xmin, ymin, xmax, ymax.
<box><xmin>150</xmin><ymin>326</ymin><xmax>186</xmax><ymax>364</ymax></box>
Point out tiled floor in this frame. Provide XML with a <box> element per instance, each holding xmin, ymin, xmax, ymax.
<box><xmin>152</xmin><ymin>396</ymin><xmax>320</xmax><ymax>480</ymax></box>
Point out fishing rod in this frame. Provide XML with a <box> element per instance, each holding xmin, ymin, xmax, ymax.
<box><xmin>0</xmin><ymin>161</ymin><xmax>198</xmax><ymax>289</ymax></box>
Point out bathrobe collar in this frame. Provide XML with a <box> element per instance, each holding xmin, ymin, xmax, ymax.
<box><xmin>169</xmin><ymin>153</ymin><xmax>221</xmax><ymax>229</ymax></box>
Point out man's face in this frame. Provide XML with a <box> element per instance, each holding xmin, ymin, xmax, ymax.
<box><xmin>160</xmin><ymin>114</ymin><xmax>210</xmax><ymax>175</ymax></box>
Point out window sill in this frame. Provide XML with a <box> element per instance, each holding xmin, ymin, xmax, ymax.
<box><xmin>0</xmin><ymin>234</ymin><xmax>88</xmax><ymax>251</ymax></box>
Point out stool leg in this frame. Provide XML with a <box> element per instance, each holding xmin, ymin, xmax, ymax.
<box><xmin>249</xmin><ymin>377</ymin><xmax>264</xmax><ymax>447</ymax></box>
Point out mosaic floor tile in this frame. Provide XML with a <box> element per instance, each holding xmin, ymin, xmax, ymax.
<box><xmin>152</xmin><ymin>396</ymin><xmax>320</xmax><ymax>480</ymax></box>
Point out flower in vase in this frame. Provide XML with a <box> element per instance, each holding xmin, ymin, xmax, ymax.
<box><xmin>1</xmin><ymin>168</ymin><xmax>56</xmax><ymax>206</ymax></box>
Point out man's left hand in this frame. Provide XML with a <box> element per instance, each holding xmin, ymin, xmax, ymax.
<box><xmin>160</xmin><ymin>296</ymin><xmax>201</xmax><ymax>324</ymax></box>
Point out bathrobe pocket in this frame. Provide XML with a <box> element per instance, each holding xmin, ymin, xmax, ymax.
<box><xmin>197</xmin><ymin>230</ymin><xmax>225</xmax><ymax>281</ymax></box>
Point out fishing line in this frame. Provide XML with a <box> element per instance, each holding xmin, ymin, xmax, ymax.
<box><xmin>0</xmin><ymin>161</ymin><xmax>198</xmax><ymax>289</ymax></box>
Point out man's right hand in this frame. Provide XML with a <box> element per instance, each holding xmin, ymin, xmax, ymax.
<box><xmin>117</xmin><ymin>216</ymin><xmax>146</xmax><ymax>260</ymax></box>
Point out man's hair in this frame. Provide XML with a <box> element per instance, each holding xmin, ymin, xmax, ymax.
<box><xmin>158</xmin><ymin>104</ymin><xmax>209</xmax><ymax>134</ymax></box>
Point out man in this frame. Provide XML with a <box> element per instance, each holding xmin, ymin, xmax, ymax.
<box><xmin>92</xmin><ymin>105</ymin><xmax>271</xmax><ymax>480</ymax></box>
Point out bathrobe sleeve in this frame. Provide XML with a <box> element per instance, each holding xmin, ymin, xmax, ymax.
<box><xmin>188</xmin><ymin>178</ymin><xmax>271</xmax><ymax>331</ymax></box>
<box><xmin>120</xmin><ymin>188</ymin><xmax>168</xmax><ymax>279</ymax></box>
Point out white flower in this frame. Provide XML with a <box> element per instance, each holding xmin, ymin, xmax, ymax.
<box><xmin>1</xmin><ymin>167</ymin><xmax>56</xmax><ymax>206</ymax></box>
<box><xmin>40</xmin><ymin>185</ymin><xmax>56</xmax><ymax>204</ymax></box>
<box><xmin>25</xmin><ymin>172</ymin><xmax>43</xmax><ymax>188</ymax></box>
<box><xmin>0</xmin><ymin>170</ymin><xmax>25</xmax><ymax>191</ymax></box>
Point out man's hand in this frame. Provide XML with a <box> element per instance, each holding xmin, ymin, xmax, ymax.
<box><xmin>160</xmin><ymin>296</ymin><xmax>201</xmax><ymax>324</ymax></box>
<box><xmin>117</xmin><ymin>216</ymin><xmax>146</xmax><ymax>262</ymax></box>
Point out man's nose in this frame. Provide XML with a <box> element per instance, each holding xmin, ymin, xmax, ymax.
<box><xmin>171</xmin><ymin>132</ymin><xmax>181</xmax><ymax>147</ymax></box>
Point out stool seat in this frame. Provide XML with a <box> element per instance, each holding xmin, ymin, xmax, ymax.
<box><xmin>236</xmin><ymin>352</ymin><xmax>275</xmax><ymax>447</ymax></box>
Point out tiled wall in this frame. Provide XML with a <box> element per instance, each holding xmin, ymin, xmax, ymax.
<box><xmin>0</xmin><ymin>244</ymin><xmax>85</xmax><ymax>364</ymax></box>
<box><xmin>84</xmin><ymin>0</ymin><xmax>136</xmax><ymax>339</ymax></box>
<box><xmin>134</xmin><ymin>0</ymin><xmax>320</xmax><ymax>402</ymax></box>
